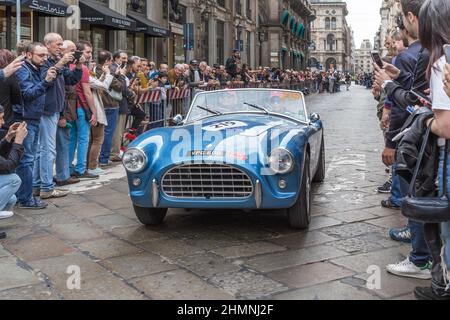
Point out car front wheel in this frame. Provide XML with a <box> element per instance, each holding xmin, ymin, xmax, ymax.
<box><xmin>313</xmin><ymin>136</ymin><xmax>326</xmax><ymax>183</ymax></box>
<box><xmin>287</xmin><ymin>154</ymin><xmax>312</xmax><ymax>229</ymax></box>
<box><xmin>133</xmin><ymin>205</ymin><xmax>167</xmax><ymax>226</ymax></box>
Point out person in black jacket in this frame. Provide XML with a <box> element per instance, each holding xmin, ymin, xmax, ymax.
<box><xmin>374</xmin><ymin>0</ymin><xmax>433</xmax><ymax>282</ymax></box>
<box><xmin>225</xmin><ymin>50</ymin><xmax>240</xmax><ymax>80</ymax></box>
<box><xmin>0</xmin><ymin>105</ymin><xmax>27</xmax><ymax>220</ymax></box>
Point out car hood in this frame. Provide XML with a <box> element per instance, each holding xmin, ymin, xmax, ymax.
<box><xmin>131</xmin><ymin>114</ymin><xmax>308</xmax><ymax>165</ymax></box>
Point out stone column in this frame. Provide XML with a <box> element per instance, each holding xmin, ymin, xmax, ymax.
<box><xmin>250</xmin><ymin>31</ymin><xmax>256</xmax><ymax>68</ymax></box>
<box><xmin>208</xmin><ymin>16</ymin><xmax>217</xmax><ymax>64</ymax></box>
<box><xmin>185</xmin><ymin>6</ymin><xmax>195</xmax><ymax>63</ymax></box>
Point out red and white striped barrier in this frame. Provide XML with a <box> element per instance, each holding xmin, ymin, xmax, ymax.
<box><xmin>169</xmin><ymin>88</ymin><xmax>190</xmax><ymax>100</ymax></box>
<box><xmin>137</xmin><ymin>90</ymin><xmax>161</xmax><ymax>104</ymax></box>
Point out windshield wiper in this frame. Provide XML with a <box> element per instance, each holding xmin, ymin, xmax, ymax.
<box><xmin>244</xmin><ymin>102</ymin><xmax>269</xmax><ymax>115</ymax></box>
<box><xmin>196</xmin><ymin>105</ymin><xmax>223</xmax><ymax>116</ymax></box>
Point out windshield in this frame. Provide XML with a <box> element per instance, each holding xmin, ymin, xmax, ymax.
<box><xmin>186</xmin><ymin>89</ymin><xmax>307</xmax><ymax>123</ymax></box>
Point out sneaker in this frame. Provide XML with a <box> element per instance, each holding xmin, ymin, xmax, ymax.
<box><xmin>110</xmin><ymin>156</ymin><xmax>122</xmax><ymax>162</ymax></box>
<box><xmin>389</xmin><ymin>226</ymin><xmax>412</xmax><ymax>243</ymax></box>
<box><xmin>386</xmin><ymin>257</ymin><xmax>432</xmax><ymax>280</ymax></box>
<box><xmin>0</xmin><ymin>231</ymin><xmax>6</xmax><ymax>239</ymax></box>
<box><xmin>377</xmin><ymin>181</ymin><xmax>392</xmax><ymax>194</ymax></box>
<box><xmin>414</xmin><ymin>287</ymin><xmax>450</xmax><ymax>300</ymax></box>
<box><xmin>0</xmin><ymin>211</ymin><xmax>14</xmax><ymax>220</ymax></box>
<box><xmin>88</xmin><ymin>167</ymin><xmax>105</xmax><ymax>176</ymax></box>
<box><xmin>74</xmin><ymin>172</ymin><xmax>99</xmax><ymax>180</ymax></box>
<box><xmin>40</xmin><ymin>189</ymin><xmax>70</xmax><ymax>200</ymax></box>
<box><xmin>17</xmin><ymin>197</ymin><xmax>48</xmax><ymax>210</ymax></box>
<box><xmin>99</xmin><ymin>161</ymin><xmax>114</xmax><ymax>168</ymax></box>
<box><xmin>56</xmin><ymin>176</ymin><xmax>81</xmax><ymax>187</ymax></box>
<box><xmin>32</xmin><ymin>187</ymin><xmax>41</xmax><ymax>197</ymax></box>
<box><xmin>381</xmin><ymin>199</ymin><xmax>401</xmax><ymax>210</ymax></box>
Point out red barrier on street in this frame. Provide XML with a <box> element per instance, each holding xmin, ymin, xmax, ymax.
<box><xmin>137</xmin><ymin>90</ymin><xmax>161</xmax><ymax>104</ymax></box>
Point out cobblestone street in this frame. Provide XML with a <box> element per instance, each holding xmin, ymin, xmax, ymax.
<box><xmin>0</xmin><ymin>85</ymin><xmax>426</xmax><ymax>300</ymax></box>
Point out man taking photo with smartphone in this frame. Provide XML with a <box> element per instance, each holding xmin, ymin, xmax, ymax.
<box><xmin>15</xmin><ymin>42</ymin><xmax>58</xmax><ymax>210</ymax></box>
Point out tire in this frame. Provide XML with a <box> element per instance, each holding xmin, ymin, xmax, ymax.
<box><xmin>313</xmin><ymin>136</ymin><xmax>326</xmax><ymax>183</ymax></box>
<box><xmin>133</xmin><ymin>205</ymin><xmax>167</xmax><ymax>226</ymax></box>
<box><xmin>287</xmin><ymin>154</ymin><xmax>312</xmax><ymax>229</ymax></box>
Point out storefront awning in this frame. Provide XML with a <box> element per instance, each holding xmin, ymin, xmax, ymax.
<box><xmin>79</xmin><ymin>0</ymin><xmax>136</xmax><ymax>31</ymax></box>
<box><xmin>280</xmin><ymin>10</ymin><xmax>289</xmax><ymax>25</ymax></box>
<box><xmin>1</xmin><ymin>0</ymin><xmax>70</xmax><ymax>17</ymax></box>
<box><xmin>127</xmin><ymin>11</ymin><xmax>170</xmax><ymax>38</ymax></box>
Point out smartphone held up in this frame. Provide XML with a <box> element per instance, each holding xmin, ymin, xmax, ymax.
<box><xmin>371</xmin><ymin>51</ymin><xmax>384</xmax><ymax>69</ymax></box>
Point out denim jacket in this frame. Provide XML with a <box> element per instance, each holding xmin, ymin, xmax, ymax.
<box><xmin>15</xmin><ymin>61</ymin><xmax>53</xmax><ymax>124</ymax></box>
<box><xmin>41</xmin><ymin>57</ymin><xmax>83</xmax><ymax>116</ymax></box>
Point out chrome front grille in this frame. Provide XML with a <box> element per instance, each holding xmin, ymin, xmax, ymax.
<box><xmin>161</xmin><ymin>164</ymin><xmax>254</xmax><ymax>199</ymax></box>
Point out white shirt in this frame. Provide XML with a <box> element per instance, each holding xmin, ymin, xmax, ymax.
<box><xmin>431</xmin><ymin>56</ymin><xmax>450</xmax><ymax>111</ymax></box>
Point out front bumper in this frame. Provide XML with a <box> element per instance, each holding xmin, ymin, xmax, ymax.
<box><xmin>126</xmin><ymin>163</ymin><xmax>301</xmax><ymax>210</ymax></box>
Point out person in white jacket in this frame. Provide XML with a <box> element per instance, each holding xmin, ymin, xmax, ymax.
<box><xmin>87</xmin><ymin>52</ymin><xmax>115</xmax><ymax>175</ymax></box>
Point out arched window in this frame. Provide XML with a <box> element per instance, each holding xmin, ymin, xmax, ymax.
<box><xmin>327</xmin><ymin>34</ymin><xmax>335</xmax><ymax>51</ymax></box>
<box><xmin>325</xmin><ymin>17</ymin><xmax>330</xmax><ymax>29</ymax></box>
<box><xmin>331</xmin><ymin>17</ymin><xmax>337</xmax><ymax>29</ymax></box>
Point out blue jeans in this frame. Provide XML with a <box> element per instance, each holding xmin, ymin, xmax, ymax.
<box><xmin>0</xmin><ymin>174</ymin><xmax>21</xmax><ymax>210</ymax></box>
<box><xmin>56</xmin><ymin>126</ymin><xmax>71</xmax><ymax>182</ymax></box>
<box><xmin>391</xmin><ymin>164</ymin><xmax>431</xmax><ymax>266</ymax></box>
<box><xmin>390</xmin><ymin>164</ymin><xmax>408</xmax><ymax>207</ymax></box>
<box><xmin>100</xmin><ymin>108</ymin><xmax>119</xmax><ymax>165</ymax></box>
<box><xmin>33</xmin><ymin>113</ymin><xmax>59</xmax><ymax>192</ymax></box>
<box><xmin>69</xmin><ymin>108</ymin><xmax>91</xmax><ymax>175</ymax></box>
<box><xmin>16</xmin><ymin>122</ymin><xmax>40</xmax><ymax>203</ymax></box>
<box><xmin>438</xmin><ymin>148</ymin><xmax>450</xmax><ymax>288</ymax></box>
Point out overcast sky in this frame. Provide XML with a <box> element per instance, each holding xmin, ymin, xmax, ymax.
<box><xmin>345</xmin><ymin>0</ymin><xmax>383</xmax><ymax>48</ymax></box>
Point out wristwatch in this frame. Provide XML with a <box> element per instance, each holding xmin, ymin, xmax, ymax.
<box><xmin>382</xmin><ymin>80</ymin><xmax>393</xmax><ymax>93</ymax></box>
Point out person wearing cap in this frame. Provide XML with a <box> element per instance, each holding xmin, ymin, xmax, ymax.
<box><xmin>226</xmin><ymin>49</ymin><xmax>240</xmax><ymax>80</ymax></box>
<box><xmin>0</xmin><ymin>104</ymin><xmax>28</xmax><ymax>223</ymax></box>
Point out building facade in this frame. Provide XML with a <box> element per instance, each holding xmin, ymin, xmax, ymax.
<box><xmin>167</xmin><ymin>0</ymin><xmax>258</xmax><ymax>68</ymax></box>
<box><xmin>308</xmin><ymin>0</ymin><xmax>352</xmax><ymax>72</ymax></box>
<box><xmin>258</xmin><ymin>0</ymin><xmax>315</xmax><ymax>70</ymax></box>
<box><xmin>0</xmin><ymin>0</ymin><xmax>170</xmax><ymax>61</ymax></box>
<box><xmin>354</xmin><ymin>39</ymin><xmax>373</xmax><ymax>75</ymax></box>
<box><xmin>378</xmin><ymin>0</ymin><xmax>401</xmax><ymax>57</ymax></box>
<box><xmin>1</xmin><ymin>0</ymin><xmax>318</xmax><ymax>70</ymax></box>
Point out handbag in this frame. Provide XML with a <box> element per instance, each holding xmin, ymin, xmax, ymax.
<box><xmin>107</xmin><ymin>88</ymin><xmax>123</xmax><ymax>101</ymax></box>
<box><xmin>402</xmin><ymin>121</ymin><xmax>450</xmax><ymax>223</ymax></box>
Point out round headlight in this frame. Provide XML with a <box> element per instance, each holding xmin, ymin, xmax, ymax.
<box><xmin>123</xmin><ymin>148</ymin><xmax>147</xmax><ymax>173</ymax></box>
<box><xmin>269</xmin><ymin>148</ymin><xmax>294</xmax><ymax>175</ymax></box>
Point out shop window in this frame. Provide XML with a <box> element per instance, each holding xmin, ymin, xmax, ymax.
<box><xmin>10</xmin><ymin>7</ymin><xmax>32</xmax><ymax>45</ymax></box>
<box><xmin>126</xmin><ymin>32</ymin><xmax>135</xmax><ymax>57</ymax></box>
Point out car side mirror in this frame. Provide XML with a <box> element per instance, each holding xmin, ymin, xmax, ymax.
<box><xmin>172</xmin><ymin>114</ymin><xmax>184</xmax><ymax>126</ymax></box>
<box><xmin>310</xmin><ymin>113</ymin><xmax>320</xmax><ymax>123</ymax></box>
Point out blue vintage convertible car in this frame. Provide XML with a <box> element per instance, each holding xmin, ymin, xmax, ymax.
<box><xmin>123</xmin><ymin>89</ymin><xmax>325</xmax><ymax>229</ymax></box>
